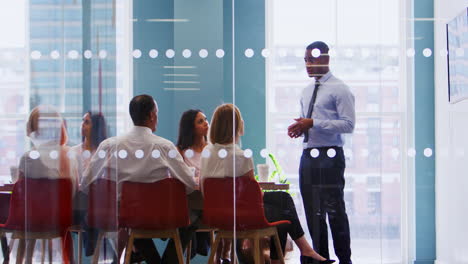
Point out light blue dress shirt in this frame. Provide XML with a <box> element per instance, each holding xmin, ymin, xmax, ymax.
<box><xmin>300</xmin><ymin>71</ymin><xmax>355</xmax><ymax>148</ymax></box>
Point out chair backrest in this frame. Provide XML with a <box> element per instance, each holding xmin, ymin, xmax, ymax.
<box><xmin>119</xmin><ymin>178</ymin><xmax>189</xmax><ymax>229</ymax></box>
<box><xmin>4</xmin><ymin>178</ymin><xmax>72</xmax><ymax>232</ymax></box>
<box><xmin>0</xmin><ymin>193</ymin><xmax>11</xmax><ymax>224</ymax></box>
<box><xmin>203</xmin><ymin>176</ymin><xmax>270</xmax><ymax>230</ymax></box>
<box><xmin>87</xmin><ymin>178</ymin><xmax>118</xmax><ymax>230</ymax></box>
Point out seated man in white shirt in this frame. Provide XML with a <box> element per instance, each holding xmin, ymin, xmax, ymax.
<box><xmin>81</xmin><ymin>94</ymin><xmax>197</xmax><ymax>264</ymax></box>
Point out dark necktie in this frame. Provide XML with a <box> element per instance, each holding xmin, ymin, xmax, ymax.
<box><xmin>303</xmin><ymin>81</ymin><xmax>320</xmax><ymax>143</ymax></box>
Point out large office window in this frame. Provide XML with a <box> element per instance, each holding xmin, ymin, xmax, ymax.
<box><xmin>0</xmin><ymin>0</ymin><xmax>28</xmax><ymax>184</ymax></box>
<box><xmin>266</xmin><ymin>0</ymin><xmax>406</xmax><ymax>263</ymax></box>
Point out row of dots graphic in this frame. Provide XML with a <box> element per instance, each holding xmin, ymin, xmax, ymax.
<box><xmin>30</xmin><ymin>48</ymin><xmax>458</xmax><ymax>60</ymax></box>
<box><xmin>28</xmin><ymin>147</ymin><xmax>435</xmax><ymax>160</ymax></box>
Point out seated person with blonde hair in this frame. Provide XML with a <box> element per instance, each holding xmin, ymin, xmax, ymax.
<box><xmin>200</xmin><ymin>104</ymin><xmax>334</xmax><ymax>264</ymax></box>
<box><xmin>19</xmin><ymin>105</ymin><xmax>78</xmax><ymax>193</ymax></box>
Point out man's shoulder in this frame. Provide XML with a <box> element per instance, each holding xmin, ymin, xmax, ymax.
<box><xmin>327</xmin><ymin>74</ymin><xmax>346</xmax><ymax>86</ymax></box>
<box><xmin>147</xmin><ymin>134</ymin><xmax>176</xmax><ymax>149</ymax></box>
<box><xmin>100</xmin><ymin>136</ymin><xmax>118</xmax><ymax>146</ymax></box>
<box><xmin>327</xmin><ymin>74</ymin><xmax>353</xmax><ymax>94</ymax></box>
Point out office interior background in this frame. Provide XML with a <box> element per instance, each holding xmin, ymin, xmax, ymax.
<box><xmin>0</xmin><ymin>0</ymin><xmax>467</xmax><ymax>263</ymax></box>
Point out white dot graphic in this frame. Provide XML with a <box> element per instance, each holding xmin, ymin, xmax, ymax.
<box><xmin>68</xmin><ymin>50</ymin><xmax>79</xmax><ymax>59</ymax></box>
<box><xmin>406</xmin><ymin>48</ymin><xmax>415</xmax><ymax>57</ymax></box>
<box><xmin>423</xmin><ymin>48</ymin><xmax>432</xmax><ymax>57</ymax></box>
<box><xmin>218</xmin><ymin>149</ymin><xmax>228</xmax><ymax>159</ymax></box>
<box><xmin>135</xmin><ymin>149</ymin><xmax>144</xmax><ymax>159</ymax></box>
<box><xmin>82</xmin><ymin>150</ymin><xmax>91</xmax><ymax>159</ymax></box>
<box><xmin>50</xmin><ymin>50</ymin><xmax>60</xmax><ymax>60</ymax></box>
<box><xmin>424</xmin><ymin>148</ymin><xmax>433</xmax><ymax>157</ymax></box>
<box><xmin>29</xmin><ymin>151</ymin><xmax>40</xmax><ymax>160</ymax></box>
<box><xmin>83</xmin><ymin>50</ymin><xmax>92</xmax><ymax>59</ymax></box>
<box><xmin>49</xmin><ymin>150</ymin><xmax>58</xmax><ymax>160</ymax></box>
<box><xmin>182</xmin><ymin>49</ymin><xmax>191</xmax><ymax>58</ymax></box>
<box><xmin>166</xmin><ymin>49</ymin><xmax>175</xmax><ymax>58</ymax></box>
<box><xmin>199</xmin><ymin>49</ymin><xmax>208</xmax><ymax>58</ymax></box>
<box><xmin>327</xmin><ymin>148</ymin><xmax>336</xmax><ymax>158</ymax></box>
<box><xmin>328</xmin><ymin>48</ymin><xmax>337</xmax><ymax>57</ymax></box>
<box><xmin>216</xmin><ymin>49</ymin><xmax>225</xmax><ymax>58</ymax></box>
<box><xmin>31</xmin><ymin>50</ymin><xmax>41</xmax><ymax>60</ymax></box>
<box><xmin>98</xmin><ymin>150</ymin><xmax>106</xmax><ymax>159</ymax></box>
<box><xmin>244</xmin><ymin>149</ymin><xmax>253</xmax><ymax>158</ymax></box>
<box><xmin>310</xmin><ymin>148</ymin><xmax>319</xmax><ymax>158</ymax></box>
<box><xmin>202</xmin><ymin>149</ymin><xmax>211</xmax><ymax>158</ymax></box>
<box><xmin>118</xmin><ymin>150</ymin><xmax>128</xmax><ymax>159</ymax></box>
<box><xmin>133</xmin><ymin>49</ymin><xmax>142</xmax><ymax>58</ymax></box>
<box><xmin>185</xmin><ymin>149</ymin><xmax>194</xmax><ymax>159</ymax></box>
<box><xmin>99</xmin><ymin>50</ymin><xmax>107</xmax><ymax>59</ymax></box>
<box><xmin>168</xmin><ymin>149</ymin><xmax>177</xmax><ymax>158</ymax></box>
<box><xmin>261</xmin><ymin>49</ymin><xmax>270</xmax><ymax>58</ymax></box>
<box><xmin>244</xmin><ymin>49</ymin><xmax>254</xmax><ymax>58</ymax></box>
<box><xmin>149</xmin><ymin>49</ymin><xmax>158</xmax><ymax>58</ymax></box>
<box><xmin>407</xmin><ymin>148</ymin><xmax>416</xmax><ymax>157</ymax></box>
<box><xmin>260</xmin><ymin>149</ymin><xmax>268</xmax><ymax>158</ymax></box>
<box><xmin>311</xmin><ymin>48</ymin><xmax>321</xmax><ymax>58</ymax></box>
<box><xmin>152</xmin><ymin>150</ymin><xmax>161</xmax><ymax>159</ymax></box>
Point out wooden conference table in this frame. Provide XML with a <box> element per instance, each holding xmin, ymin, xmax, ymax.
<box><xmin>258</xmin><ymin>182</ymin><xmax>290</xmax><ymax>191</ymax></box>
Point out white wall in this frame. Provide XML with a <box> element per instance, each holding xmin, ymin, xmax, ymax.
<box><xmin>434</xmin><ymin>1</ymin><xmax>468</xmax><ymax>264</ymax></box>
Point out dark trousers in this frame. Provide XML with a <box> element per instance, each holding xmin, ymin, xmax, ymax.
<box><xmin>299</xmin><ymin>147</ymin><xmax>351</xmax><ymax>264</ymax></box>
<box><xmin>1</xmin><ymin>235</ymin><xmax>8</xmax><ymax>263</ymax></box>
<box><xmin>263</xmin><ymin>191</ymin><xmax>305</xmax><ymax>260</ymax></box>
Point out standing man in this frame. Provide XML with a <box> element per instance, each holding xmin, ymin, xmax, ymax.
<box><xmin>288</xmin><ymin>41</ymin><xmax>355</xmax><ymax>264</ymax></box>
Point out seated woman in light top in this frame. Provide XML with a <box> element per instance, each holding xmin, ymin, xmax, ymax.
<box><xmin>18</xmin><ymin>105</ymin><xmax>78</xmax><ymax>193</ymax></box>
<box><xmin>177</xmin><ymin>109</ymin><xmax>209</xmax><ymax>186</ymax></box>
<box><xmin>70</xmin><ymin>111</ymin><xmax>107</xmax><ymax>185</ymax></box>
<box><xmin>200</xmin><ymin>104</ymin><xmax>333</xmax><ymax>264</ymax></box>
<box><xmin>70</xmin><ymin>111</ymin><xmax>107</xmax><ymax>257</ymax></box>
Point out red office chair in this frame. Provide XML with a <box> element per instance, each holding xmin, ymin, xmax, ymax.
<box><xmin>203</xmin><ymin>176</ymin><xmax>290</xmax><ymax>264</ymax></box>
<box><xmin>0</xmin><ymin>178</ymin><xmax>73</xmax><ymax>264</ymax></box>
<box><xmin>87</xmin><ymin>178</ymin><xmax>118</xmax><ymax>264</ymax></box>
<box><xmin>119</xmin><ymin>178</ymin><xmax>190</xmax><ymax>264</ymax></box>
<box><xmin>0</xmin><ymin>193</ymin><xmax>11</xmax><ymax>263</ymax></box>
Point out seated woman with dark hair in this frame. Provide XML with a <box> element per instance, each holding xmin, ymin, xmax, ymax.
<box><xmin>70</xmin><ymin>111</ymin><xmax>107</xmax><ymax>184</ymax></box>
<box><xmin>200</xmin><ymin>104</ymin><xmax>334</xmax><ymax>264</ymax></box>
<box><xmin>176</xmin><ymin>109</ymin><xmax>209</xmax><ymax>186</ymax></box>
<box><xmin>70</xmin><ymin>111</ymin><xmax>108</xmax><ymax>257</ymax></box>
<box><xmin>177</xmin><ymin>109</ymin><xmax>233</xmax><ymax>263</ymax></box>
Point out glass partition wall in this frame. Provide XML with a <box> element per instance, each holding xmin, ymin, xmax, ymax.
<box><xmin>0</xmin><ymin>0</ymin><xmax>421</xmax><ymax>263</ymax></box>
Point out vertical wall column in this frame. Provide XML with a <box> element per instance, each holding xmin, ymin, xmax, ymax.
<box><xmin>413</xmin><ymin>0</ymin><xmax>436</xmax><ymax>263</ymax></box>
